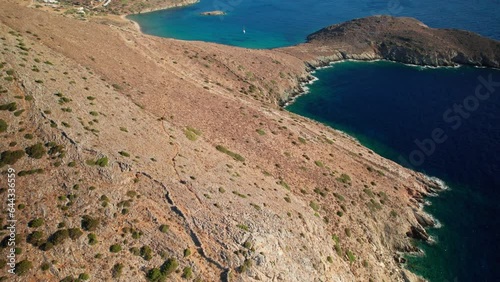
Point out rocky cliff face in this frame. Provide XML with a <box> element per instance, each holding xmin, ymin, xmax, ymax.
<box><xmin>281</xmin><ymin>15</ymin><xmax>500</xmax><ymax>68</ymax></box>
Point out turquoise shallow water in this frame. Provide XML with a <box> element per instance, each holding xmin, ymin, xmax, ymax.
<box><xmin>129</xmin><ymin>1</ymin><xmax>500</xmax><ymax>281</ymax></box>
<box><xmin>128</xmin><ymin>0</ymin><xmax>500</xmax><ymax>49</ymax></box>
<box><xmin>286</xmin><ymin>61</ymin><xmax>500</xmax><ymax>281</ymax></box>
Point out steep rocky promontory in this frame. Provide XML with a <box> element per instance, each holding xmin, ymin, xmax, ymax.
<box><xmin>279</xmin><ymin>15</ymin><xmax>500</xmax><ymax>69</ymax></box>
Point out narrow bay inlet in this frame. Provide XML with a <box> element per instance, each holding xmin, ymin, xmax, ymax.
<box><xmin>0</xmin><ymin>0</ymin><xmax>499</xmax><ymax>281</ymax></box>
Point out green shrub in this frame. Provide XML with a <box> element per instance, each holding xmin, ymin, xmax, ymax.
<box><xmin>26</xmin><ymin>231</ymin><xmax>44</xmax><ymax>246</ymax></box>
<box><xmin>129</xmin><ymin>247</ymin><xmax>140</xmax><ymax>256</ymax></box>
<box><xmin>346</xmin><ymin>250</ymin><xmax>356</xmax><ymax>263</ymax></box>
<box><xmin>15</xmin><ymin>260</ymin><xmax>32</xmax><ymax>275</ymax></box>
<box><xmin>68</xmin><ymin>228</ymin><xmax>83</xmax><ymax>240</ymax></box>
<box><xmin>238</xmin><ymin>259</ymin><xmax>252</xmax><ymax>273</ymax></box>
<box><xmin>215</xmin><ymin>145</ymin><xmax>245</xmax><ymax>162</ymax></box>
<box><xmin>160</xmin><ymin>258</ymin><xmax>178</xmax><ymax>275</ymax></box>
<box><xmin>333</xmin><ymin>192</ymin><xmax>345</xmax><ymax>202</ymax></box>
<box><xmin>110</xmin><ymin>244</ymin><xmax>122</xmax><ymax>253</ymax></box>
<box><xmin>182</xmin><ymin>267</ymin><xmax>193</xmax><ymax>279</ymax></box>
<box><xmin>334</xmin><ymin>243</ymin><xmax>342</xmax><ymax>256</ymax></box>
<box><xmin>184</xmin><ymin>127</ymin><xmax>201</xmax><ymax>141</ymax></box>
<box><xmin>118</xmin><ymin>151</ymin><xmax>130</xmax><ymax>157</ymax></box>
<box><xmin>88</xmin><ymin>233</ymin><xmax>98</xmax><ymax>245</ymax></box>
<box><xmin>13</xmin><ymin>109</ymin><xmax>24</xmax><ymax>116</ymax></box>
<box><xmin>363</xmin><ymin>188</ymin><xmax>375</xmax><ymax>198</ymax></box>
<box><xmin>0</xmin><ymin>150</ymin><xmax>25</xmax><ymax>167</ymax></box>
<box><xmin>40</xmin><ymin>262</ymin><xmax>50</xmax><ymax>271</ymax></box>
<box><xmin>146</xmin><ymin>268</ymin><xmax>163</xmax><ymax>281</ymax></box>
<box><xmin>309</xmin><ymin>201</ymin><xmax>320</xmax><ymax>212</ymax></box>
<box><xmin>95</xmin><ymin>157</ymin><xmax>108</xmax><ymax>167</ymax></box>
<box><xmin>159</xmin><ymin>224</ymin><xmax>169</xmax><ymax>233</ymax></box>
<box><xmin>17</xmin><ymin>168</ymin><xmax>44</xmax><ymax>177</ymax></box>
<box><xmin>314</xmin><ymin>160</ymin><xmax>324</xmax><ymax>167</ymax></box>
<box><xmin>79</xmin><ymin>273</ymin><xmax>90</xmax><ymax>280</ymax></box>
<box><xmin>236</xmin><ymin>224</ymin><xmax>249</xmax><ymax>231</ymax></box>
<box><xmin>28</xmin><ymin>218</ymin><xmax>44</xmax><ymax>228</ymax></box>
<box><xmin>140</xmin><ymin>245</ymin><xmax>153</xmax><ymax>261</ymax></box>
<box><xmin>183</xmin><ymin>248</ymin><xmax>191</xmax><ymax>257</ymax></box>
<box><xmin>362</xmin><ymin>260</ymin><xmax>369</xmax><ymax>268</ymax></box>
<box><xmin>60</xmin><ymin>276</ymin><xmax>74</xmax><ymax>282</ymax></box>
<box><xmin>25</xmin><ymin>143</ymin><xmax>46</xmax><ymax>159</ymax></box>
<box><xmin>0</xmin><ymin>102</ymin><xmax>17</xmax><ymax>111</ymax></box>
<box><xmin>0</xmin><ymin>119</ymin><xmax>7</xmax><ymax>132</ymax></box>
<box><xmin>256</xmin><ymin>129</ymin><xmax>265</xmax><ymax>136</ymax></box>
<box><xmin>39</xmin><ymin>241</ymin><xmax>53</xmax><ymax>251</ymax></box>
<box><xmin>336</xmin><ymin>173</ymin><xmax>351</xmax><ymax>184</ymax></box>
<box><xmin>344</xmin><ymin>228</ymin><xmax>351</xmax><ymax>237</ymax></box>
<box><xmin>112</xmin><ymin>263</ymin><xmax>124</xmax><ymax>278</ymax></box>
<box><xmin>49</xmin><ymin>229</ymin><xmax>69</xmax><ymax>245</ymax></box>
<box><xmin>81</xmin><ymin>215</ymin><xmax>99</xmax><ymax>231</ymax></box>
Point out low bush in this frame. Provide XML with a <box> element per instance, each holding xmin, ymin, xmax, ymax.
<box><xmin>0</xmin><ymin>119</ymin><xmax>7</xmax><ymax>132</ymax></box>
<box><xmin>0</xmin><ymin>102</ymin><xmax>17</xmax><ymax>111</ymax></box>
<box><xmin>68</xmin><ymin>228</ymin><xmax>83</xmax><ymax>240</ymax></box>
<box><xmin>25</xmin><ymin>143</ymin><xmax>46</xmax><ymax>159</ymax></box>
<box><xmin>110</xmin><ymin>244</ymin><xmax>122</xmax><ymax>253</ymax></box>
<box><xmin>0</xmin><ymin>150</ymin><xmax>25</xmax><ymax>167</ymax></box>
<box><xmin>49</xmin><ymin>229</ymin><xmax>69</xmax><ymax>245</ymax></box>
<box><xmin>160</xmin><ymin>258</ymin><xmax>178</xmax><ymax>276</ymax></box>
<box><xmin>87</xmin><ymin>233</ymin><xmax>98</xmax><ymax>245</ymax></box>
<box><xmin>81</xmin><ymin>215</ymin><xmax>100</xmax><ymax>231</ymax></box>
<box><xmin>215</xmin><ymin>145</ymin><xmax>245</xmax><ymax>162</ymax></box>
<box><xmin>112</xmin><ymin>263</ymin><xmax>124</xmax><ymax>278</ymax></box>
<box><xmin>15</xmin><ymin>260</ymin><xmax>32</xmax><ymax>275</ymax></box>
<box><xmin>182</xmin><ymin>267</ymin><xmax>193</xmax><ymax>279</ymax></box>
<box><xmin>140</xmin><ymin>245</ymin><xmax>153</xmax><ymax>261</ymax></box>
<box><xmin>28</xmin><ymin>218</ymin><xmax>44</xmax><ymax>228</ymax></box>
<box><xmin>159</xmin><ymin>224</ymin><xmax>169</xmax><ymax>233</ymax></box>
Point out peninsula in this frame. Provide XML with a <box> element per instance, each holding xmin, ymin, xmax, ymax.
<box><xmin>0</xmin><ymin>1</ymin><xmax>498</xmax><ymax>281</ymax></box>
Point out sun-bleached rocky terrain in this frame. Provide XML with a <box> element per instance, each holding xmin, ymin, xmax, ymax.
<box><xmin>1</xmin><ymin>1</ymin><xmax>497</xmax><ymax>281</ymax></box>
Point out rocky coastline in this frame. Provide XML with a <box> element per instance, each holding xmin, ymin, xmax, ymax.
<box><xmin>2</xmin><ymin>1</ymin><xmax>498</xmax><ymax>280</ymax></box>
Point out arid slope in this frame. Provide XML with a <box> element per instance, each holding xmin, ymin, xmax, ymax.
<box><xmin>0</xmin><ymin>2</ymin><xmax>448</xmax><ymax>282</ymax></box>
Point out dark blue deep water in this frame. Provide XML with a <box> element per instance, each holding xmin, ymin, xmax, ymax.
<box><xmin>129</xmin><ymin>1</ymin><xmax>500</xmax><ymax>281</ymax></box>
<box><xmin>287</xmin><ymin>61</ymin><xmax>500</xmax><ymax>281</ymax></box>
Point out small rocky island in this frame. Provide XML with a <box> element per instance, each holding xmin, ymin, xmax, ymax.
<box><xmin>200</xmin><ymin>10</ymin><xmax>226</xmax><ymax>16</ymax></box>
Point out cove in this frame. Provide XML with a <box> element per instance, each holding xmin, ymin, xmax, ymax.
<box><xmin>286</xmin><ymin>61</ymin><xmax>500</xmax><ymax>281</ymax></box>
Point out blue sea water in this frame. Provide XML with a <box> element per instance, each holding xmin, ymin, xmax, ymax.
<box><xmin>286</xmin><ymin>62</ymin><xmax>500</xmax><ymax>281</ymax></box>
<box><xmin>129</xmin><ymin>1</ymin><xmax>500</xmax><ymax>281</ymax></box>
<box><xmin>129</xmin><ymin>0</ymin><xmax>500</xmax><ymax>49</ymax></box>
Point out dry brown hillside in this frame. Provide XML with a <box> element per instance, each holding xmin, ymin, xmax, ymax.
<box><xmin>0</xmin><ymin>1</ymin><xmax>442</xmax><ymax>281</ymax></box>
